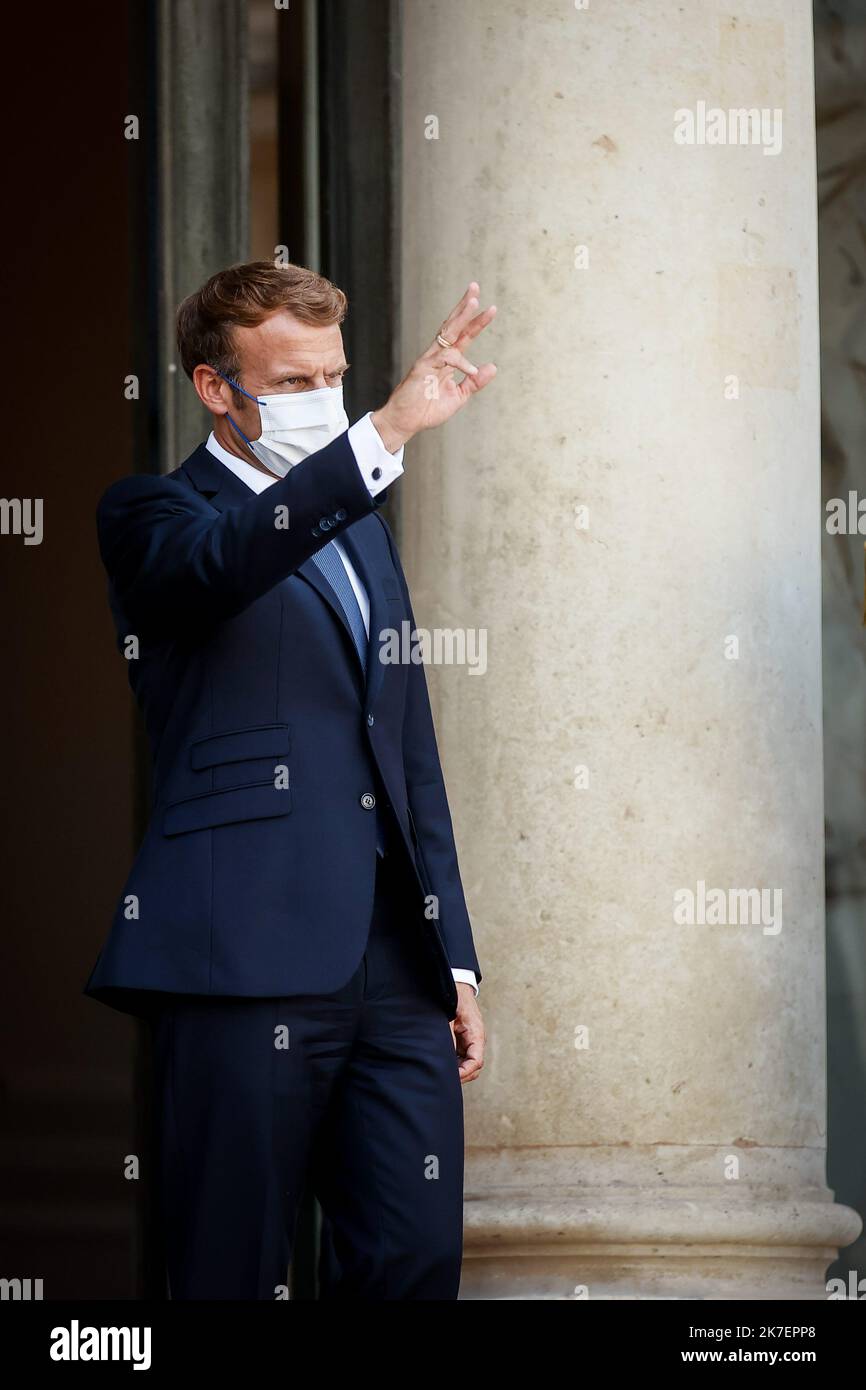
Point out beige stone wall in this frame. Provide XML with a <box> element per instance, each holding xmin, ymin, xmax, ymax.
<box><xmin>395</xmin><ymin>0</ymin><xmax>860</xmax><ymax>1297</ymax></box>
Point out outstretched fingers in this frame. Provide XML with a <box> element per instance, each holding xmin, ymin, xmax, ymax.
<box><xmin>455</xmin><ymin>302</ymin><xmax>497</xmax><ymax>348</ymax></box>
<box><xmin>436</xmin><ymin>281</ymin><xmax>481</xmax><ymax>346</ymax></box>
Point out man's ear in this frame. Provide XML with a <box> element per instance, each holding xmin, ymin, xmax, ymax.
<box><xmin>192</xmin><ymin>364</ymin><xmax>229</xmax><ymax>415</ymax></box>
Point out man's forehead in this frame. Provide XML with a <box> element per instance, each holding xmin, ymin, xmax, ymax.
<box><xmin>234</xmin><ymin>310</ymin><xmax>344</xmax><ymax>365</ymax></box>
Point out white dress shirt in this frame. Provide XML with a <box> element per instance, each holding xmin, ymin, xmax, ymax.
<box><xmin>204</xmin><ymin>415</ymin><xmax>479</xmax><ymax>996</ymax></box>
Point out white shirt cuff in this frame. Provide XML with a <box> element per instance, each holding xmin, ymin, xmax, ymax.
<box><xmin>347</xmin><ymin>412</ymin><xmax>405</xmax><ymax>496</ymax></box>
<box><xmin>452</xmin><ymin>968</ymin><xmax>479</xmax><ymax>997</ymax></box>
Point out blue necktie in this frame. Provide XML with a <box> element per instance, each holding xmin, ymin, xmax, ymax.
<box><xmin>309</xmin><ymin>540</ymin><xmax>386</xmax><ymax>854</ymax></box>
<box><xmin>310</xmin><ymin>540</ymin><xmax>369</xmax><ymax>670</ymax></box>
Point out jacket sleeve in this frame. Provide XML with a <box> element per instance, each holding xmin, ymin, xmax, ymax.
<box><xmin>376</xmin><ymin>514</ymin><xmax>482</xmax><ymax>984</ymax></box>
<box><xmin>97</xmin><ymin>432</ymin><xmax>375</xmax><ymax>640</ymax></box>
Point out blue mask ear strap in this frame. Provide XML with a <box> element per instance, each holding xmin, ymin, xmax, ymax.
<box><xmin>225</xmin><ymin>413</ymin><xmax>255</xmax><ymax>446</ymax></box>
<box><xmin>212</xmin><ymin>367</ymin><xmax>264</xmax><ymax>406</ymax></box>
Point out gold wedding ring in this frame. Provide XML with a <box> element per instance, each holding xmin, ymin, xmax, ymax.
<box><xmin>436</xmin><ymin>332</ymin><xmax>455</xmax><ymax>348</ymax></box>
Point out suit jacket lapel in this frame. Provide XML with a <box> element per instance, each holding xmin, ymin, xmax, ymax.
<box><xmin>180</xmin><ymin>442</ymin><xmax>256</xmax><ymax>511</ymax></box>
<box><xmin>296</xmin><ymin>554</ymin><xmax>367</xmax><ymax>687</ymax></box>
<box><xmin>338</xmin><ymin>520</ymin><xmax>387</xmax><ymax>711</ymax></box>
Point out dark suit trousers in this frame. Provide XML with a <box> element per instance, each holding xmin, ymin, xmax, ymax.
<box><xmin>148</xmin><ymin>850</ymin><xmax>465</xmax><ymax>1300</ymax></box>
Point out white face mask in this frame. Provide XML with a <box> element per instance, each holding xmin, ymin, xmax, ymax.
<box><xmin>215</xmin><ymin>370</ymin><xmax>350</xmax><ymax>477</ymax></box>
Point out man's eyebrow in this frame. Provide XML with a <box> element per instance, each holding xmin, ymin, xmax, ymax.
<box><xmin>270</xmin><ymin>362</ymin><xmax>351</xmax><ymax>382</ymax></box>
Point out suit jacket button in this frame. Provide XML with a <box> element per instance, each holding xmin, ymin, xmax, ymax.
<box><xmin>360</xmin><ymin>793</ymin><xmax>376</xmax><ymax>810</ymax></box>
<box><xmin>320</xmin><ymin>517</ymin><xmax>333</xmax><ymax>530</ymax></box>
<box><xmin>367</xmin><ymin>713</ymin><xmax>375</xmax><ymax>726</ymax></box>
<box><xmin>311</xmin><ymin>526</ymin><xmax>321</xmax><ymax>537</ymax></box>
<box><xmin>336</xmin><ymin>508</ymin><xmax>347</xmax><ymax>521</ymax></box>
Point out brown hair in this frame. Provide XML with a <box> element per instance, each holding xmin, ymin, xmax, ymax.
<box><xmin>176</xmin><ymin>260</ymin><xmax>348</xmax><ymax>385</ymax></box>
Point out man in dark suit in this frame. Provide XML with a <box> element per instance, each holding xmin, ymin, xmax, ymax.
<box><xmin>83</xmin><ymin>262</ymin><xmax>496</xmax><ymax>1300</ymax></box>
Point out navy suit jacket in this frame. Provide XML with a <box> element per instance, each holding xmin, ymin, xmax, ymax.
<box><xmin>83</xmin><ymin>432</ymin><xmax>481</xmax><ymax>1020</ymax></box>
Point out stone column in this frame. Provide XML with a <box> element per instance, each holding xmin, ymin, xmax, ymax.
<box><xmin>395</xmin><ymin>0</ymin><xmax>860</xmax><ymax>1298</ymax></box>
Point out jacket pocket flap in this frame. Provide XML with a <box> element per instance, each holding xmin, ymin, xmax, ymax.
<box><xmin>163</xmin><ymin>780</ymin><xmax>291</xmax><ymax>835</ymax></box>
<box><xmin>190</xmin><ymin>723</ymin><xmax>290</xmax><ymax>770</ymax></box>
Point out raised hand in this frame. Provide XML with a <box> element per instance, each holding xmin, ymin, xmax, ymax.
<box><xmin>371</xmin><ymin>282</ymin><xmax>497</xmax><ymax>451</ymax></box>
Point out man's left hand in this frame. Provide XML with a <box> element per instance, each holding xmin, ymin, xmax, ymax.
<box><xmin>451</xmin><ymin>984</ymin><xmax>485</xmax><ymax>1085</ymax></box>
